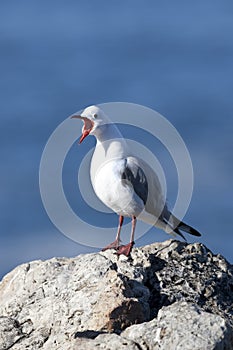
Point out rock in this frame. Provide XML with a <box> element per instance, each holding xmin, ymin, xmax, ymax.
<box><xmin>0</xmin><ymin>240</ymin><xmax>232</xmax><ymax>349</ymax></box>
<box><xmin>73</xmin><ymin>333</ymin><xmax>140</xmax><ymax>350</ymax></box>
<box><xmin>0</xmin><ymin>317</ymin><xmax>24</xmax><ymax>349</ymax></box>
<box><xmin>122</xmin><ymin>301</ymin><xmax>233</xmax><ymax>350</ymax></box>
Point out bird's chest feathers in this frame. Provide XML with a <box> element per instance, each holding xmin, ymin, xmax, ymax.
<box><xmin>93</xmin><ymin>161</ymin><xmax>126</xmax><ymax>203</ymax></box>
<box><xmin>92</xmin><ymin>160</ymin><xmax>142</xmax><ymax>215</ymax></box>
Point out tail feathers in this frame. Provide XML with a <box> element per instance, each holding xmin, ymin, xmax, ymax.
<box><xmin>173</xmin><ymin>227</ymin><xmax>187</xmax><ymax>241</ymax></box>
<box><xmin>178</xmin><ymin>221</ymin><xmax>201</xmax><ymax>237</ymax></box>
<box><xmin>162</xmin><ymin>209</ymin><xmax>201</xmax><ymax>239</ymax></box>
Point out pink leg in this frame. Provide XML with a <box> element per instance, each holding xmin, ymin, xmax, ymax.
<box><xmin>102</xmin><ymin>216</ymin><xmax>124</xmax><ymax>251</ymax></box>
<box><xmin>117</xmin><ymin>216</ymin><xmax>136</xmax><ymax>256</ymax></box>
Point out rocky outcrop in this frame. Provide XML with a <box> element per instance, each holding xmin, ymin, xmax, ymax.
<box><xmin>0</xmin><ymin>240</ymin><xmax>233</xmax><ymax>349</ymax></box>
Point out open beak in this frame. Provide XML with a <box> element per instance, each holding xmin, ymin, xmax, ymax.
<box><xmin>71</xmin><ymin>115</ymin><xmax>94</xmax><ymax>144</ymax></box>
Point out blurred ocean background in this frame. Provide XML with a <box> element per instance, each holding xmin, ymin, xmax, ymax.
<box><xmin>1</xmin><ymin>1</ymin><xmax>233</xmax><ymax>279</ymax></box>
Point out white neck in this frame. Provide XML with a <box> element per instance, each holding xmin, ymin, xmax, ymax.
<box><xmin>90</xmin><ymin>123</ymin><xmax>129</xmax><ymax>186</ymax></box>
<box><xmin>93</xmin><ymin>123</ymin><xmax>129</xmax><ymax>159</ymax></box>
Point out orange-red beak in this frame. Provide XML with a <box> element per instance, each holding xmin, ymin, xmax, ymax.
<box><xmin>71</xmin><ymin>115</ymin><xmax>94</xmax><ymax>144</ymax></box>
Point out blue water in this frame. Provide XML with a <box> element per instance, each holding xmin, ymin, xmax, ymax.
<box><xmin>1</xmin><ymin>1</ymin><xmax>233</xmax><ymax>279</ymax></box>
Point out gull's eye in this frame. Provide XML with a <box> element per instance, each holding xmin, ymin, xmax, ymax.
<box><xmin>93</xmin><ymin>113</ymin><xmax>98</xmax><ymax>119</ymax></box>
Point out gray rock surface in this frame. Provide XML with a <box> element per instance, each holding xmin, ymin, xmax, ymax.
<box><xmin>123</xmin><ymin>301</ymin><xmax>233</xmax><ymax>350</ymax></box>
<box><xmin>0</xmin><ymin>240</ymin><xmax>232</xmax><ymax>349</ymax></box>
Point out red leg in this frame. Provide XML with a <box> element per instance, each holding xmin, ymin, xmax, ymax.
<box><xmin>117</xmin><ymin>216</ymin><xmax>136</xmax><ymax>256</ymax></box>
<box><xmin>102</xmin><ymin>216</ymin><xmax>124</xmax><ymax>251</ymax></box>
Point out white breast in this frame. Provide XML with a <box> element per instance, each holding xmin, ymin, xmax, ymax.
<box><xmin>91</xmin><ymin>159</ymin><xmax>145</xmax><ymax>217</ymax></box>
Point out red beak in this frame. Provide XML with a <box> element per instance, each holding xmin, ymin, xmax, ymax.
<box><xmin>79</xmin><ymin>129</ymin><xmax>90</xmax><ymax>144</ymax></box>
<box><xmin>71</xmin><ymin>115</ymin><xmax>93</xmax><ymax>144</ymax></box>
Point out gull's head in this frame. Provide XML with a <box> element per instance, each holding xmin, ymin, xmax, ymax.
<box><xmin>71</xmin><ymin>105</ymin><xmax>110</xmax><ymax>143</ymax></box>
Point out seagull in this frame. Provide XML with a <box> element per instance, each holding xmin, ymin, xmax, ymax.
<box><xmin>71</xmin><ymin>105</ymin><xmax>201</xmax><ymax>256</ymax></box>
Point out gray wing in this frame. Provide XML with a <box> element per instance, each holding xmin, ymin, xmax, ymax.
<box><xmin>121</xmin><ymin>158</ymin><xmax>148</xmax><ymax>205</ymax></box>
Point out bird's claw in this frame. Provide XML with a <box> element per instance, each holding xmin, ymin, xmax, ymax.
<box><xmin>101</xmin><ymin>240</ymin><xmax>120</xmax><ymax>252</ymax></box>
<box><xmin>116</xmin><ymin>241</ymin><xmax>135</xmax><ymax>256</ymax></box>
